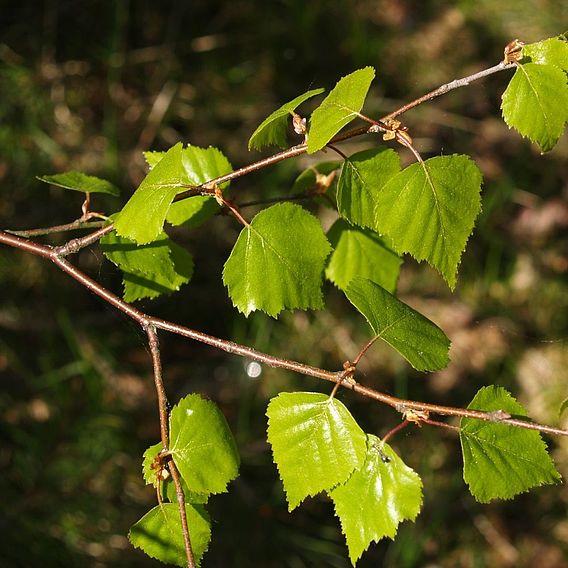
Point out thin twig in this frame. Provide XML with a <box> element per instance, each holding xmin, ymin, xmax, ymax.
<box><xmin>168</xmin><ymin>462</ymin><xmax>196</xmax><ymax>568</ymax></box>
<box><xmin>6</xmin><ymin>219</ymin><xmax>106</xmax><ymax>237</ymax></box>
<box><xmin>146</xmin><ymin>324</ymin><xmax>195</xmax><ymax>568</ymax></box>
<box><xmin>1</xmin><ymin>229</ymin><xmax>566</xmax><ymax>438</ymax></box>
<box><xmin>171</xmin><ymin>60</ymin><xmax>515</xmax><ymax>205</ymax></box>
<box><xmin>382</xmin><ymin>420</ymin><xmax>410</xmax><ymax>445</ymax></box>
<box><xmin>145</xmin><ymin>325</ymin><xmax>170</xmax><ymax>448</ymax></box>
<box><xmin>53</xmin><ymin>223</ymin><xmax>115</xmax><ymax>256</ymax></box>
<box><xmin>382</xmin><ymin>61</ymin><xmax>516</xmax><ymax>121</ymax></box>
<box><xmin>352</xmin><ymin>336</ymin><xmax>380</xmax><ymax>366</ymax></box>
<box><xmin>421</xmin><ymin>417</ymin><xmax>461</xmax><ymax>433</ymax></box>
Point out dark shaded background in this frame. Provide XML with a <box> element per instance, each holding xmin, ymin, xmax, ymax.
<box><xmin>1</xmin><ymin>1</ymin><xmax>567</xmax><ymax>566</ymax></box>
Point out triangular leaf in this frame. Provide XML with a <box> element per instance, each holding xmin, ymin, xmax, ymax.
<box><xmin>169</xmin><ymin>394</ymin><xmax>240</xmax><ymax>496</ymax></box>
<box><xmin>267</xmin><ymin>392</ymin><xmax>366</xmax><ymax>511</ymax></box>
<box><xmin>501</xmin><ymin>63</ymin><xmax>568</xmax><ymax>152</ymax></box>
<box><xmin>222</xmin><ymin>203</ymin><xmax>331</xmax><ymax>317</ymax></box>
<box><xmin>129</xmin><ymin>503</ymin><xmax>211</xmax><ymax>567</ymax></box>
<box><xmin>375</xmin><ymin>154</ymin><xmax>482</xmax><ymax>289</ymax></box>
<box><xmin>336</xmin><ymin>147</ymin><xmax>400</xmax><ymax>229</ymax></box>
<box><xmin>523</xmin><ymin>37</ymin><xmax>568</xmax><ymax>71</ymax></box>
<box><xmin>37</xmin><ymin>171</ymin><xmax>119</xmax><ymax>196</ymax></box>
<box><xmin>116</xmin><ymin>144</ymin><xmax>232</xmax><ymax>243</ymax></box>
<box><xmin>460</xmin><ymin>386</ymin><xmax>561</xmax><ymax>503</ymax></box>
<box><xmin>326</xmin><ymin>219</ymin><xmax>402</xmax><ymax>293</ymax></box>
<box><xmin>100</xmin><ymin>231</ymin><xmax>193</xmax><ymax>302</ymax></box>
<box><xmin>115</xmin><ymin>143</ymin><xmax>185</xmax><ymax>244</ymax></box>
<box><xmin>345</xmin><ymin>278</ymin><xmax>450</xmax><ymax>371</ymax></box>
<box><xmin>308</xmin><ymin>67</ymin><xmax>375</xmax><ymax>154</ymax></box>
<box><xmin>330</xmin><ymin>434</ymin><xmax>423</xmax><ymax>565</ymax></box>
<box><xmin>249</xmin><ymin>88</ymin><xmax>325</xmax><ymax>150</ymax></box>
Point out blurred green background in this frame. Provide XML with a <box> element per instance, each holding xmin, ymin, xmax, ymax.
<box><xmin>1</xmin><ymin>1</ymin><xmax>567</xmax><ymax>566</ymax></box>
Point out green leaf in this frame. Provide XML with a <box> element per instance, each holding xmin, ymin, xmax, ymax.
<box><xmin>336</xmin><ymin>148</ymin><xmax>400</xmax><ymax>229</ymax></box>
<box><xmin>223</xmin><ymin>203</ymin><xmax>331</xmax><ymax>317</ymax></box>
<box><xmin>266</xmin><ymin>392</ymin><xmax>366</xmax><ymax>511</ymax></box>
<box><xmin>345</xmin><ymin>278</ymin><xmax>450</xmax><ymax>371</ymax></box>
<box><xmin>326</xmin><ymin>219</ymin><xmax>402</xmax><ymax>293</ymax></box>
<box><xmin>129</xmin><ymin>503</ymin><xmax>211</xmax><ymax>567</ymax></box>
<box><xmin>116</xmin><ymin>144</ymin><xmax>232</xmax><ymax>243</ymax></box>
<box><xmin>100</xmin><ymin>231</ymin><xmax>193</xmax><ymax>302</ymax></box>
<box><xmin>166</xmin><ymin>196</ymin><xmax>219</xmax><ymax>228</ymax></box>
<box><xmin>375</xmin><ymin>155</ymin><xmax>482</xmax><ymax>289</ymax></box>
<box><xmin>178</xmin><ymin>145</ymin><xmax>233</xmax><ymax>189</ymax></box>
<box><xmin>143</xmin><ymin>151</ymin><xmax>166</xmax><ymax>169</ymax></box>
<box><xmin>37</xmin><ymin>171</ymin><xmax>119</xmax><ymax>196</ymax></box>
<box><xmin>144</xmin><ymin>146</ymin><xmax>232</xmax><ymax>189</ymax></box>
<box><xmin>460</xmin><ymin>386</ymin><xmax>561</xmax><ymax>503</ymax></box>
<box><xmin>164</xmin><ymin>145</ymin><xmax>232</xmax><ymax>226</ymax></box>
<box><xmin>115</xmin><ymin>143</ymin><xmax>185</xmax><ymax>244</ymax></box>
<box><xmin>308</xmin><ymin>67</ymin><xmax>375</xmax><ymax>154</ymax></box>
<box><xmin>523</xmin><ymin>37</ymin><xmax>568</xmax><ymax>71</ymax></box>
<box><xmin>330</xmin><ymin>434</ymin><xmax>423</xmax><ymax>565</ymax></box>
<box><xmin>560</xmin><ymin>398</ymin><xmax>568</xmax><ymax>417</ymax></box>
<box><xmin>249</xmin><ymin>88</ymin><xmax>325</xmax><ymax>150</ymax></box>
<box><xmin>501</xmin><ymin>63</ymin><xmax>568</xmax><ymax>152</ymax></box>
<box><xmin>169</xmin><ymin>394</ymin><xmax>240</xmax><ymax>496</ymax></box>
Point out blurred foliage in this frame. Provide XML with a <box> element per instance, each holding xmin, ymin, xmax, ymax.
<box><xmin>1</xmin><ymin>1</ymin><xmax>567</xmax><ymax>566</ymax></box>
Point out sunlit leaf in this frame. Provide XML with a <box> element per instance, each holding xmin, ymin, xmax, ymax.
<box><xmin>169</xmin><ymin>394</ymin><xmax>240</xmax><ymax>496</ymax></box>
<box><xmin>375</xmin><ymin>155</ymin><xmax>482</xmax><ymax>289</ymax></box>
<box><xmin>460</xmin><ymin>386</ymin><xmax>561</xmax><ymax>503</ymax></box>
<box><xmin>267</xmin><ymin>392</ymin><xmax>366</xmax><ymax>511</ymax></box>
<box><xmin>37</xmin><ymin>171</ymin><xmax>119</xmax><ymax>196</ymax></box>
<box><xmin>523</xmin><ymin>37</ymin><xmax>568</xmax><ymax>71</ymax></box>
<box><xmin>129</xmin><ymin>503</ymin><xmax>211</xmax><ymax>567</ymax></box>
<box><xmin>144</xmin><ymin>146</ymin><xmax>232</xmax><ymax>189</ymax></box>
<box><xmin>115</xmin><ymin>143</ymin><xmax>185</xmax><ymax>244</ymax></box>
<box><xmin>249</xmin><ymin>88</ymin><xmax>325</xmax><ymax>150</ymax></box>
<box><xmin>116</xmin><ymin>144</ymin><xmax>232</xmax><ymax>243</ymax></box>
<box><xmin>330</xmin><ymin>434</ymin><xmax>423</xmax><ymax>565</ymax></box>
<box><xmin>308</xmin><ymin>67</ymin><xmax>375</xmax><ymax>154</ymax></box>
<box><xmin>165</xmin><ymin>145</ymin><xmax>231</xmax><ymax>226</ymax></box>
<box><xmin>326</xmin><ymin>220</ymin><xmax>401</xmax><ymax>293</ymax></box>
<box><xmin>143</xmin><ymin>151</ymin><xmax>166</xmax><ymax>169</ymax></box>
<box><xmin>336</xmin><ymin>147</ymin><xmax>400</xmax><ymax>229</ymax></box>
<box><xmin>178</xmin><ymin>145</ymin><xmax>233</xmax><ymax>189</ymax></box>
<box><xmin>345</xmin><ymin>278</ymin><xmax>450</xmax><ymax>371</ymax></box>
<box><xmin>560</xmin><ymin>398</ymin><xmax>568</xmax><ymax>418</ymax></box>
<box><xmin>223</xmin><ymin>203</ymin><xmax>331</xmax><ymax>317</ymax></box>
<box><xmin>501</xmin><ymin>63</ymin><xmax>568</xmax><ymax>152</ymax></box>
